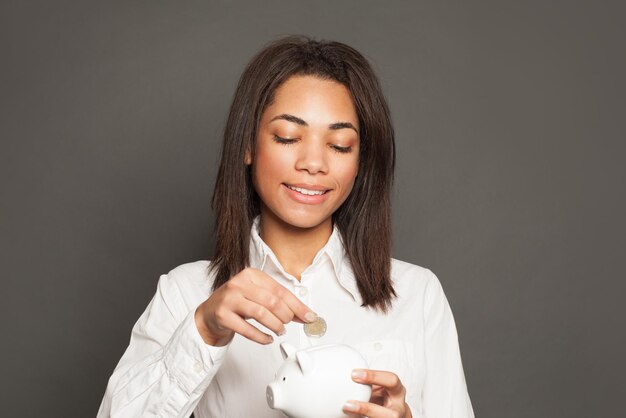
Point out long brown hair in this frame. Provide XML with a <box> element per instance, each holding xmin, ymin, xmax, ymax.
<box><xmin>210</xmin><ymin>35</ymin><xmax>396</xmax><ymax>312</ymax></box>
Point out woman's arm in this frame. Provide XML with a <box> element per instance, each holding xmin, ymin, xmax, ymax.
<box><xmin>97</xmin><ymin>264</ymin><xmax>315</xmax><ymax>418</ymax></box>
<box><xmin>97</xmin><ymin>271</ymin><xmax>228</xmax><ymax>418</ymax></box>
<box><xmin>419</xmin><ymin>270</ymin><xmax>475</xmax><ymax>418</ymax></box>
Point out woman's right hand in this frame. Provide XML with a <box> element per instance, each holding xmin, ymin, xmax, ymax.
<box><xmin>194</xmin><ymin>268</ymin><xmax>317</xmax><ymax>346</ymax></box>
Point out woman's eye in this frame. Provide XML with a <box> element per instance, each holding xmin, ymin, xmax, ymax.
<box><xmin>273</xmin><ymin>135</ymin><xmax>297</xmax><ymax>145</ymax></box>
<box><xmin>331</xmin><ymin>144</ymin><xmax>352</xmax><ymax>154</ymax></box>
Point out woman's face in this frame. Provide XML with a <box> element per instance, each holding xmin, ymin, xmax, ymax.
<box><xmin>249</xmin><ymin>75</ymin><xmax>360</xmax><ymax>231</ymax></box>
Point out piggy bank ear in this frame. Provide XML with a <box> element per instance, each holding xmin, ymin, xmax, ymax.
<box><xmin>295</xmin><ymin>351</ymin><xmax>314</xmax><ymax>375</ymax></box>
<box><xmin>279</xmin><ymin>342</ymin><xmax>297</xmax><ymax>360</ymax></box>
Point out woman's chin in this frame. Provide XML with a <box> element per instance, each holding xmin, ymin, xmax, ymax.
<box><xmin>259</xmin><ymin>201</ymin><xmax>334</xmax><ymax>232</ymax></box>
<box><xmin>275</xmin><ymin>213</ymin><xmax>332</xmax><ymax>231</ymax></box>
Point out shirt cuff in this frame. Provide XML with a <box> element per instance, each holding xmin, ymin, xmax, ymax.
<box><xmin>162</xmin><ymin>307</ymin><xmax>230</xmax><ymax>395</ymax></box>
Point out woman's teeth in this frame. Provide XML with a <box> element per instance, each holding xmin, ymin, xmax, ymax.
<box><xmin>286</xmin><ymin>185</ymin><xmax>326</xmax><ymax>196</ymax></box>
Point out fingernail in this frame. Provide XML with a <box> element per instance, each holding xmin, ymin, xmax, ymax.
<box><xmin>304</xmin><ymin>312</ymin><xmax>317</xmax><ymax>322</ymax></box>
<box><xmin>277</xmin><ymin>328</ymin><xmax>286</xmax><ymax>336</ymax></box>
<box><xmin>266</xmin><ymin>335</ymin><xmax>274</xmax><ymax>343</ymax></box>
<box><xmin>351</xmin><ymin>369</ymin><xmax>366</xmax><ymax>379</ymax></box>
<box><xmin>343</xmin><ymin>401</ymin><xmax>358</xmax><ymax>412</ymax></box>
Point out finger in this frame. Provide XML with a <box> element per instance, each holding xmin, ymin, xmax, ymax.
<box><xmin>343</xmin><ymin>400</ymin><xmax>403</xmax><ymax>418</ymax></box>
<box><xmin>370</xmin><ymin>384</ymin><xmax>384</xmax><ymax>394</ymax></box>
<box><xmin>369</xmin><ymin>385</ymin><xmax>386</xmax><ymax>405</ymax></box>
<box><xmin>246</xmin><ymin>269</ymin><xmax>317</xmax><ymax>323</ymax></box>
<box><xmin>236</xmin><ymin>299</ymin><xmax>286</xmax><ymax>337</ymax></box>
<box><xmin>352</xmin><ymin>369</ymin><xmax>406</xmax><ymax>398</ymax></box>
<box><xmin>220</xmin><ymin>310</ymin><xmax>274</xmax><ymax>345</ymax></box>
<box><xmin>241</xmin><ymin>285</ymin><xmax>294</xmax><ymax>326</ymax></box>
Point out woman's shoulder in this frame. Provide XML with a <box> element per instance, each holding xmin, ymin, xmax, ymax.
<box><xmin>158</xmin><ymin>260</ymin><xmax>215</xmax><ymax>302</ymax></box>
<box><xmin>165</xmin><ymin>259</ymin><xmax>212</xmax><ymax>280</ymax></box>
<box><xmin>390</xmin><ymin>257</ymin><xmax>435</xmax><ymax>280</ymax></box>
<box><xmin>390</xmin><ymin>257</ymin><xmax>441</xmax><ymax>293</ymax></box>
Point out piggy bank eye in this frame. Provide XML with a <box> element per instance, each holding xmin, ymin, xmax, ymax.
<box><xmin>282</xmin><ymin>377</ymin><xmax>286</xmax><ymax>381</ymax></box>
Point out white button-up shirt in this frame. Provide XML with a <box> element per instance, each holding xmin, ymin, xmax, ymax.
<box><xmin>98</xmin><ymin>219</ymin><xmax>475</xmax><ymax>418</ymax></box>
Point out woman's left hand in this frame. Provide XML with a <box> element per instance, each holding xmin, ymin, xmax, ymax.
<box><xmin>343</xmin><ymin>369</ymin><xmax>412</xmax><ymax>418</ymax></box>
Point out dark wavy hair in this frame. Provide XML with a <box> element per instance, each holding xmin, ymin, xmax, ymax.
<box><xmin>209</xmin><ymin>35</ymin><xmax>396</xmax><ymax>312</ymax></box>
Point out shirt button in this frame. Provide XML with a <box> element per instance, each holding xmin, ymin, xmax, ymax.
<box><xmin>194</xmin><ymin>362</ymin><xmax>203</xmax><ymax>373</ymax></box>
<box><xmin>373</xmin><ymin>342</ymin><xmax>383</xmax><ymax>351</ymax></box>
<box><xmin>298</xmin><ymin>287</ymin><xmax>308</xmax><ymax>297</ymax></box>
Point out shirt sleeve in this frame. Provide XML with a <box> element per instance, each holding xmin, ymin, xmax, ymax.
<box><xmin>97</xmin><ymin>272</ymin><xmax>229</xmax><ymax>418</ymax></box>
<box><xmin>420</xmin><ymin>269</ymin><xmax>475</xmax><ymax>418</ymax></box>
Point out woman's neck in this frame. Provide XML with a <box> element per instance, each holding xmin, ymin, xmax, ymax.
<box><xmin>258</xmin><ymin>211</ymin><xmax>333</xmax><ymax>281</ymax></box>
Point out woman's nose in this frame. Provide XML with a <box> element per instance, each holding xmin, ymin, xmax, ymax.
<box><xmin>295</xmin><ymin>140</ymin><xmax>328</xmax><ymax>174</ymax></box>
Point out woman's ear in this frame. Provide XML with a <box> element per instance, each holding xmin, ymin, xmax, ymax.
<box><xmin>244</xmin><ymin>149</ymin><xmax>252</xmax><ymax>165</ymax></box>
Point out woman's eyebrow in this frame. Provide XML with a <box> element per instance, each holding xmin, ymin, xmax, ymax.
<box><xmin>270</xmin><ymin>113</ymin><xmax>358</xmax><ymax>133</ymax></box>
<box><xmin>328</xmin><ymin>122</ymin><xmax>358</xmax><ymax>133</ymax></box>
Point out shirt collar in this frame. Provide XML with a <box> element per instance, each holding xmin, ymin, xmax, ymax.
<box><xmin>248</xmin><ymin>216</ymin><xmax>361</xmax><ymax>304</ymax></box>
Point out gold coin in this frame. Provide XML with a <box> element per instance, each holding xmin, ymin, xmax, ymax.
<box><xmin>303</xmin><ymin>316</ymin><xmax>327</xmax><ymax>337</ymax></box>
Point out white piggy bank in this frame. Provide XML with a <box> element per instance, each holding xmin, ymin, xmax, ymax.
<box><xmin>266</xmin><ymin>342</ymin><xmax>371</xmax><ymax>418</ymax></box>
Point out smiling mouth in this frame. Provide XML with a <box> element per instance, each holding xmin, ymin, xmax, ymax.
<box><xmin>284</xmin><ymin>184</ymin><xmax>330</xmax><ymax>196</ymax></box>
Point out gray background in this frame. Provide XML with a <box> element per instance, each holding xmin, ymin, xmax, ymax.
<box><xmin>1</xmin><ymin>1</ymin><xmax>624</xmax><ymax>417</ymax></box>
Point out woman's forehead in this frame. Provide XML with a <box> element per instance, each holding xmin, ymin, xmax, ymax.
<box><xmin>261</xmin><ymin>75</ymin><xmax>358</xmax><ymax>127</ymax></box>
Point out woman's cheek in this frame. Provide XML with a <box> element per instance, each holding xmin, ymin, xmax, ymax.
<box><xmin>339</xmin><ymin>157</ymin><xmax>359</xmax><ymax>188</ymax></box>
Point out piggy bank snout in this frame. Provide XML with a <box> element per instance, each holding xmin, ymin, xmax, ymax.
<box><xmin>266</xmin><ymin>384</ymin><xmax>277</xmax><ymax>409</ymax></box>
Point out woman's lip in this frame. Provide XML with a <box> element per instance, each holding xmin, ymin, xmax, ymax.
<box><xmin>282</xmin><ymin>184</ymin><xmax>332</xmax><ymax>204</ymax></box>
<box><xmin>284</xmin><ymin>183</ymin><xmax>332</xmax><ymax>192</ymax></box>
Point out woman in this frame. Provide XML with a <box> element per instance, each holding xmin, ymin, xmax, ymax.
<box><xmin>98</xmin><ymin>35</ymin><xmax>474</xmax><ymax>418</ymax></box>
